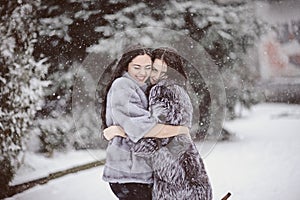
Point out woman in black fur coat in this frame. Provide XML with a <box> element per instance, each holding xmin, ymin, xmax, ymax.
<box><xmin>133</xmin><ymin>47</ymin><xmax>212</xmax><ymax>200</ymax></box>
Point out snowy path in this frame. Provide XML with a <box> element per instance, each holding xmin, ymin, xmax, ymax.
<box><xmin>6</xmin><ymin>103</ymin><xmax>300</xmax><ymax>200</ymax></box>
<box><xmin>7</xmin><ymin>166</ymin><xmax>117</xmax><ymax>200</ymax></box>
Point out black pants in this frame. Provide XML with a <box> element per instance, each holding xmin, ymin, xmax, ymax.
<box><xmin>109</xmin><ymin>182</ymin><xmax>153</xmax><ymax>200</ymax></box>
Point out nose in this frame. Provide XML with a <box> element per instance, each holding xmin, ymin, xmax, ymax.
<box><xmin>139</xmin><ymin>68</ymin><xmax>147</xmax><ymax>75</ymax></box>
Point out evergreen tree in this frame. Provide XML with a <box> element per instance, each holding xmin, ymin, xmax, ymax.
<box><xmin>0</xmin><ymin>1</ymin><xmax>49</xmax><ymax>193</ymax></box>
<box><xmin>88</xmin><ymin>0</ymin><xmax>267</xmax><ymax>138</ymax></box>
<box><xmin>32</xmin><ymin>0</ymin><xmax>268</xmax><ymax>147</ymax></box>
<box><xmin>32</xmin><ymin>0</ymin><xmax>125</xmax><ymax>152</ymax></box>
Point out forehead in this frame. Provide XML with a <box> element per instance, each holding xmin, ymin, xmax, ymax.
<box><xmin>153</xmin><ymin>59</ymin><xmax>167</xmax><ymax>72</ymax></box>
<box><xmin>131</xmin><ymin>54</ymin><xmax>151</xmax><ymax>64</ymax></box>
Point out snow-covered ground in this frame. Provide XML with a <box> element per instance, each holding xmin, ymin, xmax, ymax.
<box><xmin>205</xmin><ymin>103</ymin><xmax>300</xmax><ymax>199</ymax></box>
<box><xmin>10</xmin><ymin>150</ymin><xmax>106</xmax><ymax>186</ymax></box>
<box><xmin>7</xmin><ymin>103</ymin><xmax>300</xmax><ymax>200</ymax></box>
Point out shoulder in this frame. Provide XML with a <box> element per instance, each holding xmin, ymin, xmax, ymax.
<box><xmin>111</xmin><ymin>76</ymin><xmax>136</xmax><ymax>90</ymax></box>
<box><xmin>151</xmin><ymin>79</ymin><xmax>187</xmax><ymax>94</ymax></box>
<box><xmin>150</xmin><ymin>80</ymin><xmax>191</xmax><ymax>106</ymax></box>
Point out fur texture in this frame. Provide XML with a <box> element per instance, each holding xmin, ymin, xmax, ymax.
<box><xmin>134</xmin><ymin>79</ymin><xmax>212</xmax><ymax>200</ymax></box>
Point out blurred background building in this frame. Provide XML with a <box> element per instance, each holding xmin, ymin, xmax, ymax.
<box><xmin>256</xmin><ymin>0</ymin><xmax>300</xmax><ymax>103</ymax></box>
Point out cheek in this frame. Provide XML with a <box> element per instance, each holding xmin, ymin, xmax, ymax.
<box><xmin>151</xmin><ymin>71</ymin><xmax>157</xmax><ymax>77</ymax></box>
<box><xmin>146</xmin><ymin>70</ymin><xmax>151</xmax><ymax>77</ymax></box>
<box><xmin>127</xmin><ymin>69</ymin><xmax>132</xmax><ymax>76</ymax></box>
<box><xmin>127</xmin><ymin>70</ymin><xmax>136</xmax><ymax>79</ymax></box>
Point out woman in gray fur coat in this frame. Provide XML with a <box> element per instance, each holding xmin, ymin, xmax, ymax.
<box><xmin>106</xmin><ymin>47</ymin><xmax>212</xmax><ymax>200</ymax></box>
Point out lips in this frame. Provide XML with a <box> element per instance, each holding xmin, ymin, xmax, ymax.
<box><xmin>136</xmin><ymin>76</ymin><xmax>146</xmax><ymax>82</ymax></box>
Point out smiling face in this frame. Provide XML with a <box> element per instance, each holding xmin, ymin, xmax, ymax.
<box><xmin>150</xmin><ymin>58</ymin><xmax>168</xmax><ymax>85</ymax></box>
<box><xmin>127</xmin><ymin>54</ymin><xmax>152</xmax><ymax>85</ymax></box>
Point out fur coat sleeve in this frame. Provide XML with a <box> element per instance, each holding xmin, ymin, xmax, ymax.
<box><xmin>133</xmin><ymin>79</ymin><xmax>193</xmax><ymax>155</ymax></box>
<box><xmin>148</xmin><ymin>79</ymin><xmax>193</xmax><ymax>128</ymax></box>
<box><xmin>106</xmin><ymin>75</ymin><xmax>157</xmax><ymax>142</ymax></box>
<box><xmin>133</xmin><ymin>79</ymin><xmax>212</xmax><ymax>200</ymax></box>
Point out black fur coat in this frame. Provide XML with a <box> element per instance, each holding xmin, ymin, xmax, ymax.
<box><xmin>133</xmin><ymin>79</ymin><xmax>212</xmax><ymax>200</ymax></box>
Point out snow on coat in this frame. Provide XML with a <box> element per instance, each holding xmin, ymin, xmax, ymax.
<box><xmin>133</xmin><ymin>79</ymin><xmax>213</xmax><ymax>200</ymax></box>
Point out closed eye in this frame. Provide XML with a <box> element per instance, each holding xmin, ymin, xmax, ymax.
<box><xmin>152</xmin><ymin>68</ymin><xmax>158</xmax><ymax>72</ymax></box>
<box><xmin>145</xmin><ymin>65</ymin><xmax>151</xmax><ymax>70</ymax></box>
<box><xmin>133</xmin><ymin>65</ymin><xmax>141</xmax><ymax>69</ymax></box>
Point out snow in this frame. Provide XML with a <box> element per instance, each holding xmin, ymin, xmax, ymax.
<box><xmin>8</xmin><ymin>167</ymin><xmax>115</xmax><ymax>200</ymax></box>
<box><xmin>204</xmin><ymin>103</ymin><xmax>300</xmax><ymax>199</ymax></box>
<box><xmin>7</xmin><ymin>103</ymin><xmax>300</xmax><ymax>200</ymax></box>
<box><xmin>10</xmin><ymin>150</ymin><xmax>106</xmax><ymax>186</ymax></box>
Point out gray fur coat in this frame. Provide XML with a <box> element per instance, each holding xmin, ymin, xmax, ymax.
<box><xmin>133</xmin><ymin>79</ymin><xmax>213</xmax><ymax>200</ymax></box>
<box><xmin>103</xmin><ymin>73</ymin><xmax>157</xmax><ymax>184</ymax></box>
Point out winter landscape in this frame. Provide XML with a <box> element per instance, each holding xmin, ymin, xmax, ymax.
<box><xmin>6</xmin><ymin>103</ymin><xmax>300</xmax><ymax>200</ymax></box>
<box><xmin>1</xmin><ymin>0</ymin><xmax>300</xmax><ymax>199</ymax></box>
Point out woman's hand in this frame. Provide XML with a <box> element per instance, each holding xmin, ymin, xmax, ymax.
<box><xmin>145</xmin><ymin>124</ymin><xmax>190</xmax><ymax>138</ymax></box>
<box><xmin>103</xmin><ymin>126</ymin><xmax>127</xmax><ymax>140</ymax></box>
<box><xmin>103</xmin><ymin>124</ymin><xmax>190</xmax><ymax>141</ymax></box>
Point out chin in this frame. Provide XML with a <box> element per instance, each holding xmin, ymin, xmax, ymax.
<box><xmin>150</xmin><ymin>80</ymin><xmax>157</xmax><ymax>84</ymax></box>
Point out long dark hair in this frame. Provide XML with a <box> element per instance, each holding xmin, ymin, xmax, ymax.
<box><xmin>151</xmin><ymin>47</ymin><xmax>187</xmax><ymax>82</ymax></box>
<box><xmin>100</xmin><ymin>46</ymin><xmax>152</xmax><ymax>129</ymax></box>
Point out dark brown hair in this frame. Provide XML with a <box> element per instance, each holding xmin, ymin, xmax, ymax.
<box><xmin>151</xmin><ymin>47</ymin><xmax>187</xmax><ymax>80</ymax></box>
